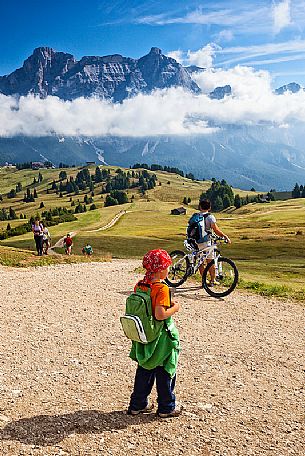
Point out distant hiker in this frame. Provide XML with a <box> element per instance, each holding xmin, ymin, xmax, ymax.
<box><xmin>187</xmin><ymin>199</ymin><xmax>231</xmax><ymax>284</ymax></box>
<box><xmin>125</xmin><ymin>249</ymin><xmax>182</xmax><ymax>418</ymax></box>
<box><xmin>82</xmin><ymin>244</ymin><xmax>93</xmax><ymax>256</ymax></box>
<box><xmin>63</xmin><ymin>233</ymin><xmax>73</xmax><ymax>255</ymax></box>
<box><xmin>42</xmin><ymin>225</ymin><xmax>51</xmax><ymax>255</ymax></box>
<box><xmin>32</xmin><ymin>217</ymin><xmax>44</xmax><ymax>256</ymax></box>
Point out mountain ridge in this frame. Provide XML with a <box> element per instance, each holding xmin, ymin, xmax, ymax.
<box><xmin>0</xmin><ymin>46</ymin><xmax>200</xmax><ymax>101</ymax></box>
<box><xmin>0</xmin><ymin>47</ymin><xmax>305</xmax><ymax>190</ymax></box>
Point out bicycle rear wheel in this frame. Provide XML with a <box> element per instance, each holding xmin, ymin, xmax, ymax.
<box><xmin>202</xmin><ymin>257</ymin><xmax>238</xmax><ymax>298</ymax></box>
<box><xmin>165</xmin><ymin>250</ymin><xmax>190</xmax><ymax>287</ymax></box>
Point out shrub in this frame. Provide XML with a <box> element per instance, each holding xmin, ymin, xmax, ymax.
<box><xmin>105</xmin><ymin>195</ymin><xmax>118</xmax><ymax>207</ymax></box>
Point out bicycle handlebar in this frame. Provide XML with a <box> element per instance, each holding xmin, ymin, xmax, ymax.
<box><xmin>210</xmin><ymin>234</ymin><xmax>228</xmax><ymax>243</ymax></box>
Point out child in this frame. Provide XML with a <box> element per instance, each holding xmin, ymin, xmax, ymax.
<box><xmin>127</xmin><ymin>249</ymin><xmax>182</xmax><ymax>418</ymax></box>
<box><xmin>82</xmin><ymin>244</ymin><xmax>93</xmax><ymax>256</ymax></box>
<box><xmin>42</xmin><ymin>225</ymin><xmax>51</xmax><ymax>255</ymax></box>
<box><xmin>63</xmin><ymin>233</ymin><xmax>73</xmax><ymax>255</ymax></box>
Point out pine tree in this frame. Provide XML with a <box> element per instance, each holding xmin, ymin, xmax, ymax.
<box><xmin>105</xmin><ymin>195</ymin><xmax>119</xmax><ymax>206</ymax></box>
<box><xmin>234</xmin><ymin>194</ymin><xmax>241</xmax><ymax>209</ymax></box>
<box><xmin>95</xmin><ymin>166</ymin><xmax>103</xmax><ymax>183</ymax></box>
<box><xmin>223</xmin><ymin>195</ymin><xmax>231</xmax><ymax>209</ymax></box>
<box><xmin>7</xmin><ymin>188</ymin><xmax>16</xmax><ymax>198</ymax></box>
<box><xmin>9</xmin><ymin>207</ymin><xmax>17</xmax><ymax>219</ymax></box>
<box><xmin>214</xmin><ymin>196</ymin><xmax>224</xmax><ymax>211</ymax></box>
<box><xmin>292</xmin><ymin>183</ymin><xmax>300</xmax><ymax>198</ymax></box>
<box><xmin>59</xmin><ymin>170</ymin><xmax>67</xmax><ymax>180</ymax></box>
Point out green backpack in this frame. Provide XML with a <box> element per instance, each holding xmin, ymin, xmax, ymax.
<box><xmin>120</xmin><ymin>283</ymin><xmax>164</xmax><ymax>344</ymax></box>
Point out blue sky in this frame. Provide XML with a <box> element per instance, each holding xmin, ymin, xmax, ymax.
<box><xmin>1</xmin><ymin>0</ymin><xmax>305</xmax><ymax>87</ymax></box>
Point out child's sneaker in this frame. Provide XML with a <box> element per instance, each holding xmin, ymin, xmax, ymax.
<box><xmin>127</xmin><ymin>403</ymin><xmax>154</xmax><ymax>415</ymax></box>
<box><xmin>158</xmin><ymin>405</ymin><xmax>183</xmax><ymax>418</ymax></box>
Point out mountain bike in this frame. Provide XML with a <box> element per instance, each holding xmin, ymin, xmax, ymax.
<box><xmin>165</xmin><ymin>235</ymin><xmax>238</xmax><ymax>298</ymax></box>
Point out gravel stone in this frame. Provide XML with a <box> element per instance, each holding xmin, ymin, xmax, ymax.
<box><xmin>0</xmin><ymin>260</ymin><xmax>304</xmax><ymax>455</ymax></box>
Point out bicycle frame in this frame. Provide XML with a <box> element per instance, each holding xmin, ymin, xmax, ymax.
<box><xmin>185</xmin><ymin>241</ymin><xmax>220</xmax><ymax>276</ymax></box>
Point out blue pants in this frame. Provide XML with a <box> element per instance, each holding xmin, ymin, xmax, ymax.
<box><xmin>128</xmin><ymin>365</ymin><xmax>176</xmax><ymax>414</ymax></box>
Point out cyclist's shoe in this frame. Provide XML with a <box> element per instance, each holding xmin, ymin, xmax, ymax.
<box><xmin>206</xmin><ymin>279</ymin><xmax>220</xmax><ymax>287</ymax></box>
<box><xmin>127</xmin><ymin>403</ymin><xmax>154</xmax><ymax>415</ymax></box>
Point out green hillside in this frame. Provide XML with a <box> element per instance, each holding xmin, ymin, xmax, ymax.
<box><xmin>0</xmin><ymin>165</ymin><xmax>304</xmax><ymax>300</ymax></box>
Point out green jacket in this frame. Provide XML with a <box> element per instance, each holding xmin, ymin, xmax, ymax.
<box><xmin>129</xmin><ymin>317</ymin><xmax>180</xmax><ymax>377</ymax></box>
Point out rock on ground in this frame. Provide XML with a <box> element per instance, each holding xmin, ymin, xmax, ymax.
<box><xmin>0</xmin><ymin>260</ymin><xmax>304</xmax><ymax>455</ymax></box>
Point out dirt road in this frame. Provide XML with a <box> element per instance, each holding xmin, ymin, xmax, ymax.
<box><xmin>0</xmin><ymin>260</ymin><xmax>303</xmax><ymax>455</ymax></box>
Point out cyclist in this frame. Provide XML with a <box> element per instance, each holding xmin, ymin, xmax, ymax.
<box><xmin>187</xmin><ymin>199</ymin><xmax>231</xmax><ymax>285</ymax></box>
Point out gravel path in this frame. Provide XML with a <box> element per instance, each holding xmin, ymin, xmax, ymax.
<box><xmin>0</xmin><ymin>260</ymin><xmax>304</xmax><ymax>456</ymax></box>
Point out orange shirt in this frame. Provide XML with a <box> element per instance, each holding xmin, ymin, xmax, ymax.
<box><xmin>135</xmin><ymin>281</ymin><xmax>171</xmax><ymax>318</ymax></box>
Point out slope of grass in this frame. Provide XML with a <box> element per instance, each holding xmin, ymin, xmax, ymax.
<box><xmin>0</xmin><ymin>166</ymin><xmax>304</xmax><ymax>301</ymax></box>
<box><xmin>0</xmin><ymin>245</ymin><xmax>110</xmax><ymax>268</ymax></box>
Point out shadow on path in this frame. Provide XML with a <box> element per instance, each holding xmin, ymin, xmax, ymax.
<box><xmin>0</xmin><ymin>409</ymin><xmax>155</xmax><ymax>446</ymax></box>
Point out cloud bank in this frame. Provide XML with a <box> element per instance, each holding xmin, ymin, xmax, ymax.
<box><xmin>272</xmin><ymin>0</ymin><xmax>291</xmax><ymax>34</ymax></box>
<box><xmin>1</xmin><ymin>65</ymin><xmax>305</xmax><ymax>138</ymax></box>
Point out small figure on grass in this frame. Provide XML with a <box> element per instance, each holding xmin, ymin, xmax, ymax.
<box><xmin>42</xmin><ymin>224</ymin><xmax>51</xmax><ymax>255</ymax></box>
<box><xmin>82</xmin><ymin>244</ymin><xmax>93</xmax><ymax>256</ymax></box>
<box><xmin>32</xmin><ymin>217</ymin><xmax>43</xmax><ymax>256</ymax></box>
<box><xmin>63</xmin><ymin>233</ymin><xmax>73</xmax><ymax>255</ymax></box>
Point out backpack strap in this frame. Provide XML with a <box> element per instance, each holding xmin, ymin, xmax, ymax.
<box><xmin>164</xmin><ymin>320</ymin><xmax>175</xmax><ymax>340</ymax></box>
<box><xmin>136</xmin><ymin>281</ymin><xmax>151</xmax><ymax>288</ymax></box>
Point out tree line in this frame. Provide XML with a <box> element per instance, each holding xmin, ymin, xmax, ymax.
<box><xmin>292</xmin><ymin>183</ymin><xmax>305</xmax><ymax>198</ymax></box>
<box><xmin>132</xmin><ymin>163</ymin><xmax>196</xmax><ymax>180</ymax></box>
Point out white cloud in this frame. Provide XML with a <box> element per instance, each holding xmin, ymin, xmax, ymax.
<box><xmin>217</xmin><ymin>39</ymin><xmax>305</xmax><ymax>66</ymax></box>
<box><xmin>1</xmin><ymin>65</ymin><xmax>305</xmax><ymax>139</ymax></box>
<box><xmin>135</xmin><ymin>3</ymin><xmax>273</xmax><ymax>35</ymax></box>
<box><xmin>167</xmin><ymin>50</ymin><xmax>184</xmax><ymax>64</ymax></box>
<box><xmin>272</xmin><ymin>0</ymin><xmax>292</xmax><ymax>34</ymax></box>
<box><xmin>215</xmin><ymin>29</ymin><xmax>234</xmax><ymax>43</ymax></box>
<box><xmin>192</xmin><ymin>65</ymin><xmax>272</xmax><ymax>97</ymax></box>
<box><xmin>243</xmin><ymin>52</ymin><xmax>305</xmax><ymax>65</ymax></box>
<box><xmin>169</xmin><ymin>39</ymin><xmax>305</xmax><ymax>70</ymax></box>
<box><xmin>187</xmin><ymin>44</ymin><xmax>221</xmax><ymax>69</ymax></box>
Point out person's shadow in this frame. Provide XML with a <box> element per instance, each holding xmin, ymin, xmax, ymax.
<box><xmin>0</xmin><ymin>409</ymin><xmax>156</xmax><ymax>446</ymax></box>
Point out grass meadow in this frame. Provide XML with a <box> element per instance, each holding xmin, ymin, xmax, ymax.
<box><xmin>0</xmin><ymin>166</ymin><xmax>304</xmax><ymax>300</ymax></box>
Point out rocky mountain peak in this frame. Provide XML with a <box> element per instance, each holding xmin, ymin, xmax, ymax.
<box><xmin>0</xmin><ymin>46</ymin><xmax>201</xmax><ymax>100</ymax></box>
<box><xmin>149</xmin><ymin>47</ymin><xmax>162</xmax><ymax>55</ymax></box>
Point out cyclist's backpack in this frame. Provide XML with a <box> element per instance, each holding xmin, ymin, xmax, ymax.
<box><xmin>187</xmin><ymin>212</ymin><xmax>210</xmax><ymax>243</ymax></box>
<box><xmin>120</xmin><ymin>283</ymin><xmax>164</xmax><ymax>344</ymax></box>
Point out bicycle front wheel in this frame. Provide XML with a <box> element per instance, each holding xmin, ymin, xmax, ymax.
<box><xmin>165</xmin><ymin>250</ymin><xmax>190</xmax><ymax>288</ymax></box>
<box><xmin>202</xmin><ymin>257</ymin><xmax>238</xmax><ymax>298</ymax></box>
